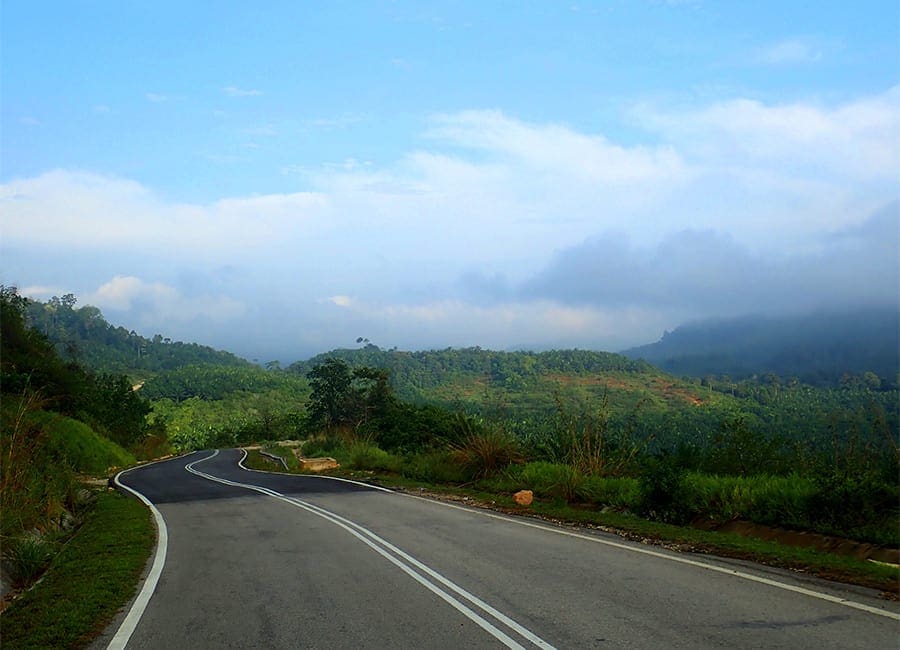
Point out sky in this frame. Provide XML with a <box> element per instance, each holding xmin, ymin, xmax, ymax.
<box><xmin>2</xmin><ymin>1</ymin><xmax>898</xmax><ymax>363</ymax></box>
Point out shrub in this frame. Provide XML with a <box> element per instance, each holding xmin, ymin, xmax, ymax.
<box><xmin>576</xmin><ymin>475</ymin><xmax>640</xmax><ymax>509</ymax></box>
<box><xmin>808</xmin><ymin>472</ymin><xmax>899</xmax><ymax>536</ymax></box>
<box><xmin>403</xmin><ymin>451</ymin><xmax>470</xmax><ymax>484</ymax></box>
<box><xmin>4</xmin><ymin>534</ymin><xmax>54</xmax><ymax>587</ymax></box>
<box><xmin>679</xmin><ymin>472</ymin><xmax>816</xmax><ymax>526</ymax></box>
<box><xmin>348</xmin><ymin>443</ymin><xmax>402</xmax><ymax>473</ymax></box>
<box><xmin>637</xmin><ymin>455</ymin><xmax>690</xmax><ymax>524</ymax></box>
<box><xmin>449</xmin><ymin>420</ymin><xmax>524</xmax><ymax>480</ymax></box>
<box><xmin>515</xmin><ymin>461</ymin><xmax>583</xmax><ymax>502</ymax></box>
<box><xmin>302</xmin><ymin>436</ymin><xmax>343</xmax><ymax>458</ymax></box>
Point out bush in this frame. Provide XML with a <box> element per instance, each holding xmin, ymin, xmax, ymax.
<box><xmin>637</xmin><ymin>455</ymin><xmax>690</xmax><ymax>524</ymax></box>
<box><xmin>576</xmin><ymin>475</ymin><xmax>640</xmax><ymax>509</ymax></box>
<box><xmin>449</xmin><ymin>424</ymin><xmax>525</xmax><ymax>480</ymax></box>
<box><xmin>807</xmin><ymin>472</ymin><xmax>899</xmax><ymax>540</ymax></box>
<box><xmin>515</xmin><ymin>462</ymin><xmax>583</xmax><ymax>502</ymax></box>
<box><xmin>302</xmin><ymin>436</ymin><xmax>343</xmax><ymax>458</ymax></box>
<box><xmin>4</xmin><ymin>534</ymin><xmax>54</xmax><ymax>587</ymax></box>
<box><xmin>403</xmin><ymin>451</ymin><xmax>470</xmax><ymax>484</ymax></box>
<box><xmin>348</xmin><ymin>443</ymin><xmax>402</xmax><ymax>473</ymax></box>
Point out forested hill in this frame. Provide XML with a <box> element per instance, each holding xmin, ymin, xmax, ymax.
<box><xmin>288</xmin><ymin>345</ymin><xmax>655</xmax><ymax>397</ymax></box>
<box><xmin>23</xmin><ymin>293</ymin><xmax>251</xmax><ymax>375</ymax></box>
<box><xmin>622</xmin><ymin>307</ymin><xmax>899</xmax><ymax>388</ymax></box>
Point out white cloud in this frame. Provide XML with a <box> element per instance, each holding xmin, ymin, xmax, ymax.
<box><xmin>86</xmin><ymin>275</ymin><xmax>245</xmax><ymax>323</ymax></box>
<box><xmin>757</xmin><ymin>38</ymin><xmax>822</xmax><ymax>64</ymax></box>
<box><xmin>223</xmin><ymin>86</ymin><xmax>262</xmax><ymax>97</ymax></box>
<box><xmin>93</xmin><ymin>104</ymin><xmax>110</xmax><ymax>114</ymax></box>
<box><xmin>4</xmin><ymin>86</ymin><xmax>898</xmax><ymax>357</ymax></box>
<box><xmin>0</xmin><ymin>170</ymin><xmax>329</xmax><ymax>255</ymax></box>
<box><xmin>318</xmin><ymin>296</ymin><xmax>667</xmax><ymax>350</ymax></box>
<box><xmin>19</xmin><ymin>116</ymin><xmax>40</xmax><ymax>126</ymax></box>
<box><xmin>633</xmin><ymin>86</ymin><xmax>900</xmax><ymax>180</ymax></box>
<box><xmin>20</xmin><ymin>285</ymin><xmax>68</xmax><ymax>299</ymax></box>
<box><xmin>428</xmin><ymin>110</ymin><xmax>687</xmax><ymax>184</ymax></box>
<box><xmin>145</xmin><ymin>93</ymin><xmax>168</xmax><ymax>103</ymax></box>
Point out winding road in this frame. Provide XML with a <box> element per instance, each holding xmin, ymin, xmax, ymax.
<box><xmin>97</xmin><ymin>449</ymin><xmax>898</xmax><ymax>649</ymax></box>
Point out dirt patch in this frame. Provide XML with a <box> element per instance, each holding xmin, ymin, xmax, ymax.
<box><xmin>650</xmin><ymin>377</ymin><xmax>704</xmax><ymax>406</ymax></box>
<box><xmin>695</xmin><ymin>519</ymin><xmax>900</xmax><ymax>565</ymax></box>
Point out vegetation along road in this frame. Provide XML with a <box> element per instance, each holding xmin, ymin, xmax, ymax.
<box><xmin>101</xmin><ymin>449</ymin><xmax>898</xmax><ymax>649</ymax></box>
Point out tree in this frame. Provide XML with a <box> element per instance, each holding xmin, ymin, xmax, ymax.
<box><xmin>306</xmin><ymin>358</ymin><xmax>394</xmax><ymax>431</ymax></box>
<box><xmin>307</xmin><ymin>358</ymin><xmax>354</xmax><ymax>430</ymax></box>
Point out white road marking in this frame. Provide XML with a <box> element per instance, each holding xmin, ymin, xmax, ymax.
<box><xmin>398</xmin><ymin>494</ymin><xmax>900</xmax><ymax>622</ymax></box>
<box><xmin>235</xmin><ymin>448</ymin><xmax>900</xmax><ymax>622</ymax></box>
<box><xmin>189</xmin><ymin>451</ymin><xmax>555</xmax><ymax>650</ymax></box>
<box><xmin>107</xmin><ymin>453</ymin><xmax>195</xmax><ymax>649</ymax></box>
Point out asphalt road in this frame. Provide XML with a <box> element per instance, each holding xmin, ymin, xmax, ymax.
<box><xmin>98</xmin><ymin>449</ymin><xmax>898</xmax><ymax>649</ymax></box>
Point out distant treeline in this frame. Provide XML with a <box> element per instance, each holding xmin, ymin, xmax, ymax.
<box><xmin>288</xmin><ymin>345</ymin><xmax>654</xmax><ymax>398</ymax></box>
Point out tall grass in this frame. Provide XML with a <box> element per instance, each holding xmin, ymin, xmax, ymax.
<box><xmin>449</xmin><ymin>424</ymin><xmax>524</xmax><ymax>479</ymax></box>
<box><xmin>32</xmin><ymin>410</ymin><xmax>135</xmax><ymax>474</ymax></box>
<box><xmin>512</xmin><ymin>461</ymin><xmax>583</xmax><ymax>501</ymax></box>
<box><xmin>348</xmin><ymin>442</ymin><xmax>403</xmax><ymax>473</ymax></box>
<box><xmin>1</xmin><ymin>394</ymin><xmax>74</xmax><ymax>539</ymax></box>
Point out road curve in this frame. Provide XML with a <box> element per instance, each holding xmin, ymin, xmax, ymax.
<box><xmin>100</xmin><ymin>449</ymin><xmax>898</xmax><ymax>649</ymax></box>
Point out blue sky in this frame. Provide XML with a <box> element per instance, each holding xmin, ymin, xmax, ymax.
<box><xmin>2</xmin><ymin>1</ymin><xmax>898</xmax><ymax>361</ymax></box>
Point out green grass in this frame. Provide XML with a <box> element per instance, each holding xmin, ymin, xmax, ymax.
<box><xmin>260</xmin><ymin>444</ymin><xmax>302</xmax><ymax>471</ymax></box>
<box><xmin>34</xmin><ymin>411</ymin><xmax>136</xmax><ymax>474</ymax></box>
<box><xmin>2</xmin><ymin>491</ymin><xmax>155</xmax><ymax>649</ymax></box>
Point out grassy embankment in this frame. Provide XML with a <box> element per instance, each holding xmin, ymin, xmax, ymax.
<box><xmin>2</xmin><ymin>491</ymin><xmax>154</xmax><ymax>649</ymax></box>
<box><xmin>244</xmin><ymin>445</ymin><xmax>899</xmax><ymax>595</ymax></box>
<box><xmin>2</xmin><ymin>397</ymin><xmax>156</xmax><ymax>649</ymax></box>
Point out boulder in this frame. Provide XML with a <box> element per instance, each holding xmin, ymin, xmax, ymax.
<box><xmin>513</xmin><ymin>490</ymin><xmax>533</xmax><ymax>506</ymax></box>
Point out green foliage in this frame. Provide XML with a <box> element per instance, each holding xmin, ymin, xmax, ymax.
<box><xmin>1</xmin><ymin>492</ymin><xmax>155</xmax><ymax>650</ymax></box>
<box><xmin>32</xmin><ymin>410</ymin><xmax>135</xmax><ymax>474</ymax></box>
<box><xmin>679</xmin><ymin>472</ymin><xmax>816</xmax><ymax>526</ymax></box>
<box><xmin>1</xmin><ymin>395</ymin><xmax>76</xmax><ymax>540</ymax></box>
<box><xmin>306</xmin><ymin>358</ymin><xmax>393</xmax><ymax>431</ymax></box>
<box><xmin>637</xmin><ymin>454</ymin><xmax>690</xmax><ymax>524</ymax></box>
<box><xmin>348</xmin><ymin>442</ymin><xmax>403</xmax><ymax>473</ymax></box>
<box><xmin>449</xmin><ymin>417</ymin><xmax>525</xmax><ymax>479</ymax></box>
<box><xmin>576</xmin><ymin>475</ymin><xmax>641</xmax><ymax>508</ymax></box>
<box><xmin>1</xmin><ymin>286</ymin><xmax>153</xmax><ymax>451</ymax></box>
<box><xmin>23</xmin><ymin>293</ymin><xmax>250</xmax><ymax>374</ymax></box>
<box><xmin>513</xmin><ymin>461</ymin><xmax>584</xmax><ymax>502</ymax></box>
<box><xmin>365</xmin><ymin>401</ymin><xmax>458</xmax><ymax>453</ymax></box>
<box><xmin>403</xmin><ymin>451</ymin><xmax>470</xmax><ymax>483</ymax></box>
<box><xmin>142</xmin><ymin>364</ymin><xmax>304</xmax><ymax>401</ymax></box>
<box><xmin>4</xmin><ymin>534</ymin><xmax>54</xmax><ymax>587</ymax></box>
<box><xmin>301</xmin><ymin>436</ymin><xmax>343</xmax><ymax>458</ymax></box>
<box><xmin>704</xmin><ymin>414</ymin><xmax>784</xmax><ymax>476</ymax></box>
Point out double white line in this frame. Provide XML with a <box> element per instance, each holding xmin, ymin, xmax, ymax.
<box><xmin>187</xmin><ymin>450</ymin><xmax>556</xmax><ymax>650</ymax></box>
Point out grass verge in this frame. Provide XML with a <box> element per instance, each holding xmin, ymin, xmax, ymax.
<box><xmin>241</xmin><ymin>449</ymin><xmax>899</xmax><ymax>596</ymax></box>
<box><xmin>1</xmin><ymin>490</ymin><xmax>155</xmax><ymax>649</ymax></box>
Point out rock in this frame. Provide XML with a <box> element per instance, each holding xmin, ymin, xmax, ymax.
<box><xmin>298</xmin><ymin>457</ymin><xmax>339</xmax><ymax>472</ymax></box>
<box><xmin>513</xmin><ymin>490</ymin><xmax>533</xmax><ymax>506</ymax></box>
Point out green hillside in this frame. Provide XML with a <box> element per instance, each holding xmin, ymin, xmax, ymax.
<box><xmin>23</xmin><ymin>293</ymin><xmax>251</xmax><ymax>376</ymax></box>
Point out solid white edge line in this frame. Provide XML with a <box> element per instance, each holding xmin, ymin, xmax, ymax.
<box><xmin>236</xmin><ymin>448</ymin><xmax>900</xmax><ymax>622</ymax></box>
<box><xmin>106</xmin><ymin>451</ymin><xmax>210</xmax><ymax>650</ymax></box>
<box><xmin>186</xmin><ymin>452</ymin><xmax>534</xmax><ymax>649</ymax></box>
<box><xmin>398</xmin><ymin>492</ymin><xmax>900</xmax><ymax>622</ymax></box>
